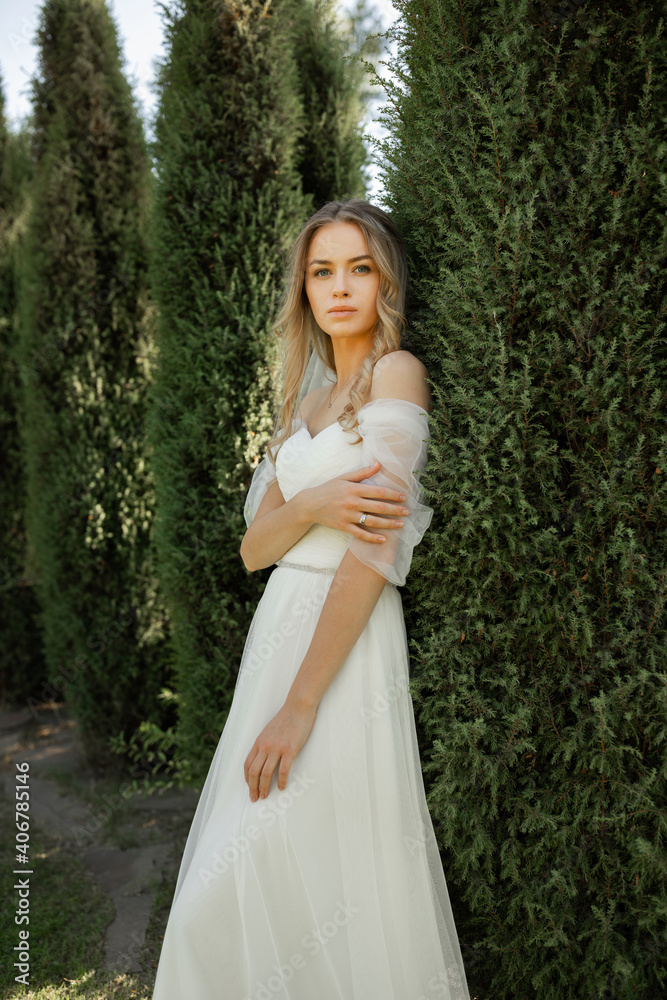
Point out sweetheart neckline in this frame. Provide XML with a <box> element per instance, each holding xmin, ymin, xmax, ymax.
<box><xmin>275</xmin><ymin>420</ymin><xmax>356</xmax><ymax>475</ymax></box>
<box><xmin>296</xmin><ymin>419</ymin><xmax>348</xmax><ymax>442</ymax></box>
<box><xmin>294</xmin><ymin>396</ymin><xmax>428</xmax><ymax>441</ymax></box>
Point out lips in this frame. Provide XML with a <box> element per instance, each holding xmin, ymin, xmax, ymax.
<box><xmin>328</xmin><ymin>308</ymin><xmax>356</xmax><ymax>314</ymax></box>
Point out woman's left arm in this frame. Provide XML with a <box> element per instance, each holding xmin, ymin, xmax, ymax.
<box><xmin>244</xmin><ymin>352</ymin><xmax>431</xmax><ymax>802</ymax></box>
<box><xmin>244</xmin><ymin>544</ymin><xmax>388</xmax><ymax>802</ymax></box>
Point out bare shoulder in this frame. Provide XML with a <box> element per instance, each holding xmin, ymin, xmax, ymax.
<box><xmin>370</xmin><ymin>350</ymin><xmax>431</xmax><ymax>411</ymax></box>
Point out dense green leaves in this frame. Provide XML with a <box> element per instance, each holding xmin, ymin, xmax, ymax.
<box><xmin>0</xmin><ymin>77</ymin><xmax>46</xmax><ymax>708</ymax></box>
<box><xmin>290</xmin><ymin>0</ymin><xmax>369</xmax><ymax>206</ymax></box>
<box><xmin>143</xmin><ymin>0</ymin><xmax>310</xmax><ymax>782</ymax></box>
<box><xmin>141</xmin><ymin>0</ymin><xmax>367</xmax><ymax>784</ymax></box>
<box><xmin>378</xmin><ymin>2</ymin><xmax>667</xmax><ymax>996</ymax></box>
<box><xmin>2</xmin><ymin>0</ymin><xmax>368</xmax><ymax>781</ymax></box>
<box><xmin>15</xmin><ymin>0</ymin><xmax>171</xmax><ymax>769</ymax></box>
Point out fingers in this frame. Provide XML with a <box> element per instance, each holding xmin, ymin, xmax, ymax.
<box><xmin>245</xmin><ymin>743</ymin><xmax>265</xmax><ymax>800</ymax></box>
<box><xmin>246</xmin><ymin>748</ymin><xmax>287</xmax><ymax>801</ymax></box>
<box><xmin>258</xmin><ymin>751</ymin><xmax>281</xmax><ymax>799</ymax></box>
<box><xmin>353</xmin><ymin>526</ymin><xmax>387</xmax><ymax>542</ymax></box>
<box><xmin>357</xmin><ymin>512</ymin><xmax>405</xmax><ymax>536</ymax></box>
<box><xmin>243</xmin><ymin>746</ymin><xmax>256</xmax><ymax>785</ymax></box>
<box><xmin>246</xmin><ymin>748</ymin><xmax>272</xmax><ymax>801</ymax></box>
<box><xmin>358</xmin><ymin>498</ymin><xmax>411</xmax><ymax>520</ymax></box>
<box><xmin>244</xmin><ymin>747</ymin><xmax>257</xmax><ymax>798</ymax></box>
<box><xmin>345</xmin><ymin>462</ymin><xmax>409</xmax><ymax>503</ymax></box>
<box><xmin>345</xmin><ymin>460</ymin><xmax>382</xmax><ymax>481</ymax></box>
<box><xmin>277</xmin><ymin>759</ymin><xmax>293</xmax><ymax>792</ymax></box>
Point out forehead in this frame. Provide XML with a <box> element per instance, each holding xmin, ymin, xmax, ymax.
<box><xmin>308</xmin><ymin>221</ymin><xmax>369</xmax><ymax>260</ymax></box>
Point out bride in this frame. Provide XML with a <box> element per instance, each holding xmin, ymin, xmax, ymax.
<box><xmin>152</xmin><ymin>199</ymin><xmax>470</xmax><ymax>1000</ymax></box>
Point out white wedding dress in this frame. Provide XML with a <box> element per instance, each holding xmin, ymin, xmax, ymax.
<box><xmin>152</xmin><ymin>398</ymin><xmax>470</xmax><ymax>1000</ymax></box>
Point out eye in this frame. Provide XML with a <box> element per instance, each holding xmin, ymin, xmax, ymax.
<box><xmin>354</xmin><ymin>265</ymin><xmax>371</xmax><ymax>274</ymax></box>
<box><xmin>313</xmin><ymin>268</ymin><xmax>330</xmax><ymax>278</ymax></box>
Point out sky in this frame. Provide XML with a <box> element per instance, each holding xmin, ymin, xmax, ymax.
<box><xmin>0</xmin><ymin>0</ymin><xmax>399</xmax><ymax>199</ymax></box>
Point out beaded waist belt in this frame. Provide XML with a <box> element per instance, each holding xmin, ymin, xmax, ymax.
<box><xmin>276</xmin><ymin>559</ymin><xmax>396</xmax><ymax>588</ymax></box>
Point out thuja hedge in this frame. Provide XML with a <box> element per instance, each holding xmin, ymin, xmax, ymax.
<box><xmin>139</xmin><ymin>0</ymin><xmax>367</xmax><ymax>786</ymax></box>
<box><xmin>0</xmin><ymin>81</ymin><xmax>46</xmax><ymax>708</ymax></box>
<box><xmin>16</xmin><ymin>0</ymin><xmax>171</xmax><ymax>769</ymax></box>
<box><xmin>378</xmin><ymin>1</ymin><xmax>667</xmax><ymax>997</ymax></box>
<box><xmin>291</xmin><ymin>0</ymin><xmax>368</xmax><ymax>207</ymax></box>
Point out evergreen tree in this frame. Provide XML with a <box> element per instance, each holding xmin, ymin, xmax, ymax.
<box><xmin>129</xmin><ymin>0</ymin><xmax>369</xmax><ymax>787</ymax></box>
<box><xmin>377</xmin><ymin>2</ymin><xmax>667</xmax><ymax>996</ymax></box>
<box><xmin>290</xmin><ymin>0</ymin><xmax>368</xmax><ymax>206</ymax></box>
<box><xmin>16</xmin><ymin>0</ymin><xmax>170</xmax><ymax>770</ymax></box>
<box><xmin>0</xmin><ymin>73</ymin><xmax>46</xmax><ymax>708</ymax></box>
<box><xmin>138</xmin><ymin>0</ymin><xmax>311</xmax><ymax>786</ymax></box>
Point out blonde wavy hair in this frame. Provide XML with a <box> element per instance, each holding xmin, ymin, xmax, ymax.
<box><xmin>266</xmin><ymin>199</ymin><xmax>408</xmax><ymax>465</ymax></box>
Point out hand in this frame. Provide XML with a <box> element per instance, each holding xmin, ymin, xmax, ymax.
<box><xmin>244</xmin><ymin>700</ymin><xmax>318</xmax><ymax>801</ymax></box>
<box><xmin>303</xmin><ymin>460</ymin><xmax>410</xmax><ymax>543</ymax></box>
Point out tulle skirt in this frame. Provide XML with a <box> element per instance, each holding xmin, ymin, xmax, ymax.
<box><xmin>152</xmin><ymin>560</ymin><xmax>470</xmax><ymax>1000</ymax></box>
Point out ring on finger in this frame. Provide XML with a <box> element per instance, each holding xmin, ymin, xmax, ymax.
<box><xmin>358</xmin><ymin>512</ymin><xmax>367</xmax><ymax>526</ymax></box>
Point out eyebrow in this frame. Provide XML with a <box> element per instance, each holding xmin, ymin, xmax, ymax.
<box><xmin>308</xmin><ymin>255</ymin><xmax>373</xmax><ymax>266</ymax></box>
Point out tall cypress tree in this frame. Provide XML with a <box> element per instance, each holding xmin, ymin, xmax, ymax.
<box><xmin>16</xmin><ymin>0</ymin><xmax>170</xmax><ymax>770</ymax></box>
<box><xmin>378</xmin><ymin>2</ymin><xmax>666</xmax><ymax>997</ymax></box>
<box><xmin>141</xmin><ymin>0</ymin><xmax>312</xmax><ymax>786</ymax></box>
<box><xmin>239</xmin><ymin>0</ymin><xmax>371</xmax><ymax>541</ymax></box>
<box><xmin>131</xmin><ymin>0</ymin><xmax>369</xmax><ymax>787</ymax></box>
<box><xmin>290</xmin><ymin>0</ymin><xmax>368</xmax><ymax>206</ymax></box>
<box><xmin>0</xmin><ymin>75</ymin><xmax>45</xmax><ymax>708</ymax></box>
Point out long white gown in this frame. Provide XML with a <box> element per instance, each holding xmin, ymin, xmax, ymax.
<box><xmin>152</xmin><ymin>398</ymin><xmax>470</xmax><ymax>1000</ymax></box>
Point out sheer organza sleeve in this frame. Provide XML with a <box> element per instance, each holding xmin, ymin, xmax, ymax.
<box><xmin>243</xmin><ymin>439</ymin><xmax>279</xmax><ymax>529</ymax></box>
<box><xmin>244</xmin><ymin>418</ymin><xmax>304</xmax><ymax>528</ymax></box>
<box><xmin>347</xmin><ymin>398</ymin><xmax>433</xmax><ymax>587</ymax></box>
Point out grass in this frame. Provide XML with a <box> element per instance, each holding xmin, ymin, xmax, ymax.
<box><xmin>0</xmin><ymin>775</ymin><xmax>189</xmax><ymax>1000</ymax></box>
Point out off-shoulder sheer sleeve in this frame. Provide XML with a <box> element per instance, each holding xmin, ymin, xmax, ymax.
<box><xmin>243</xmin><ymin>429</ymin><xmax>283</xmax><ymax>530</ymax></box>
<box><xmin>244</xmin><ymin>418</ymin><xmax>304</xmax><ymax>527</ymax></box>
<box><xmin>347</xmin><ymin>398</ymin><xmax>433</xmax><ymax>587</ymax></box>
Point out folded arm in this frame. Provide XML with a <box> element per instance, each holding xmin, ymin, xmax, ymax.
<box><xmin>240</xmin><ymin>394</ymin><xmax>410</xmax><ymax>573</ymax></box>
<box><xmin>286</xmin><ymin>351</ymin><xmax>432</xmax><ymax>705</ymax></box>
<box><xmin>243</xmin><ymin>352</ymin><xmax>432</xmax><ymax>800</ymax></box>
<box><xmin>240</xmin><ymin>478</ymin><xmax>313</xmax><ymax>573</ymax></box>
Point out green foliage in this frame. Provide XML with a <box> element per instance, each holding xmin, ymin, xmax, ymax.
<box><xmin>141</xmin><ymin>0</ymin><xmax>368</xmax><ymax>787</ymax></box>
<box><xmin>0</xmin><ymin>74</ymin><xmax>47</xmax><ymax>708</ymax></box>
<box><xmin>143</xmin><ymin>0</ymin><xmax>311</xmax><ymax>786</ymax></box>
<box><xmin>15</xmin><ymin>0</ymin><xmax>171</xmax><ymax>770</ymax></box>
<box><xmin>290</xmin><ymin>0</ymin><xmax>369</xmax><ymax>205</ymax></box>
<box><xmin>377</xmin><ymin>1</ymin><xmax>667</xmax><ymax>996</ymax></box>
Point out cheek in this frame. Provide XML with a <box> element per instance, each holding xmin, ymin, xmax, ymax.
<box><xmin>304</xmin><ymin>281</ymin><xmax>318</xmax><ymax>313</ymax></box>
<box><xmin>307</xmin><ymin>278</ymin><xmax>325</xmax><ymax>300</ymax></box>
<box><xmin>367</xmin><ymin>277</ymin><xmax>381</xmax><ymax>312</ymax></box>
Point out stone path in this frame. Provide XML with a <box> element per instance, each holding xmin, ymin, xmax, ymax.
<box><xmin>0</xmin><ymin>701</ymin><xmax>199</xmax><ymax>974</ymax></box>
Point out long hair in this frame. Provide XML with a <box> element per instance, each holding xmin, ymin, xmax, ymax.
<box><xmin>266</xmin><ymin>199</ymin><xmax>408</xmax><ymax>464</ymax></box>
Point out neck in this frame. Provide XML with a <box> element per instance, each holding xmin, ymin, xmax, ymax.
<box><xmin>330</xmin><ymin>335</ymin><xmax>374</xmax><ymax>386</ymax></box>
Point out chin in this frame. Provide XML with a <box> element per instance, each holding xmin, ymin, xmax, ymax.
<box><xmin>324</xmin><ymin>320</ymin><xmax>370</xmax><ymax>337</ymax></box>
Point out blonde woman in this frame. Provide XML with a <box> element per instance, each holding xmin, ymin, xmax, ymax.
<box><xmin>152</xmin><ymin>200</ymin><xmax>470</xmax><ymax>1000</ymax></box>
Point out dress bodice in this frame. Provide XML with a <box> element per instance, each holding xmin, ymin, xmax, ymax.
<box><xmin>275</xmin><ymin>417</ymin><xmax>364</xmax><ymax>570</ymax></box>
<box><xmin>244</xmin><ymin>398</ymin><xmax>434</xmax><ymax>586</ymax></box>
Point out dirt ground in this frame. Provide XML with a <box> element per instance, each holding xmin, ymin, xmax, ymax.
<box><xmin>0</xmin><ymin>700</ymin><xmax>200</xmax><ymax>979</ymax></box>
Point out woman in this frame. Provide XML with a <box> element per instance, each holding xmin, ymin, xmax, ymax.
<box><xmin>152</xmin><ymin>200</ymin><xmax>470</xmax><ymax>1000</ymax></box>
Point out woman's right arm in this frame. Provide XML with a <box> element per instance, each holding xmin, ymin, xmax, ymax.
<box><xmin>240</xmin><ymin>479</ymin><xmax>313</xmax><ymax>573</ymax></box>
<box><xmin>239</xmin><ymin>461</ymin><xmax>410</xmax><ymax>573</ymax></box>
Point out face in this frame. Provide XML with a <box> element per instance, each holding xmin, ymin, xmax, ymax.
<box><xmin>304</xmin><ymin>221</ymin><xmax>381</xmax><ymax>344</ymax></box>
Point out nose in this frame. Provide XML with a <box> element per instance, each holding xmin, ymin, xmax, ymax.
<box><xmin>332</xmin><ymin>270</ymin><xmax>350</xmax><ymax>297</ymax></box>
